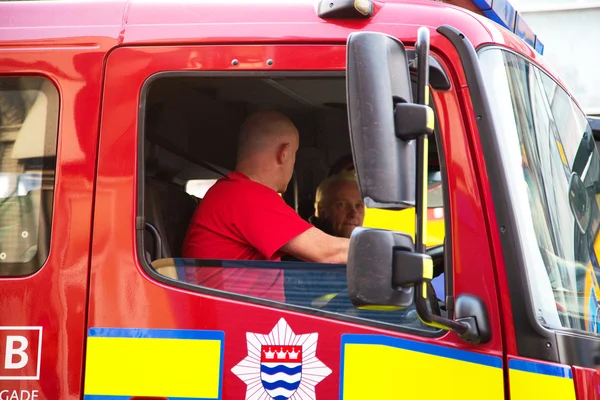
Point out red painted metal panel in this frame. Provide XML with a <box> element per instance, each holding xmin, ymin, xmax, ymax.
<box><xmin>0</xmin><ymin>0</ymin><xmax>566</xmax><ymax>100</ymax></box>
<box><xmin>90</xmin><ymin>41</ymin><xmax>504</xmax><ymax>397</ymax></box>
<box><xmin>455</xmin><ymin>86</ymin><xmax>518</xmax><ymax>356</ymax></box>
<box><xmin>0</xmin><ymin>41</ymin><xmax>112</xmax><ymax>398</ymax></box>
<box><xmin>573</xmin><ymin>366</ymin><xmax>600</xmax><ymax>399</ymax></box>
<box><xmin>1</xmin><ymin>1</ymin><xmax>570</xmax><ymax>397</ymax></box>
<box><xmin>0</xmin><ymin>1</ymin><xmax>126</xmax><ymax>44</ymax></box>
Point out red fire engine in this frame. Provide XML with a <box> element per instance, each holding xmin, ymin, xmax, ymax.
<box><xmin>1</xmin><ymin>0</ymin><xmax>599</xmax><ymax>399</ymax></box>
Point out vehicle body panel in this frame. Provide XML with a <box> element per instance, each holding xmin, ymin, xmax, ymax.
<box><xmin>88</xmin><ymin>41</ymin><xmax>504</xmax><ymax>398</ymax></box>
<box><xmin>573</xmin><ymin>366</ymin><xmax>600</xmax><ymax>400</ymax></box>
<box><xmin>0</xmin><ymin>0</ymin><xmax>592</xmax><ymax>398</ymax></box>
<box><xmin>0</xmin><ymin>40</ymin><xmax>111</xmax><ymax>399</ymax></box>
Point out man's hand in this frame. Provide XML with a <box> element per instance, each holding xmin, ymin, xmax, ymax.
<box><xmin>281</xmin><ymin>227</ymin><xmax>349</xmax><ymax>264</ymax></box>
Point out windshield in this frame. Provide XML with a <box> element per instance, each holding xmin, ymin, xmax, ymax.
<box><xmin>480</xmin><ymin>47</ymin><xmax>600</xmax><ymax>334</ymax></box>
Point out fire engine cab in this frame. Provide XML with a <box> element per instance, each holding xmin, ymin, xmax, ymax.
<box><xmin>1</xmin><ymin>0</ymin><xmax>600</xmax><ymax>399</ymax></box>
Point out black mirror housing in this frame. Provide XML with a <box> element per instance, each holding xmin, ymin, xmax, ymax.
<box><xmin>392</xmin><ymin>250</ymin><xmax>432</xmax><ymax>289</ymax></box>
<box><xmin>346</xmin><ymin>31</ymin><xmax>416</xmax><ymax>210</ymax></box>
<box><xmin>347</xmin><ymin>227</ymin><xmax>414</xmax><ymax>308</ymax></box>
<box><xmin>394</xmin><ymin>103</ymin><xmax>435</xmax><ymax>141</ymax></box>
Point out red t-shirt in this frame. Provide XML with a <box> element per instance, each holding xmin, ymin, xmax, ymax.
<box><xmin>181</xmin><ymin>171</ymin><xmax>312</xmax><ymax>302</ymax></box>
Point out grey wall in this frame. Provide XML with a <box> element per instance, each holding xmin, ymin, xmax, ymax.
<box><xmin>512</xmin><ymin>0</ymin><xmax>600</xmax><ymax>116</ymax></box>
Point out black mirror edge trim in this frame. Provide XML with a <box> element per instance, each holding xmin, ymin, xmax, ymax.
<box><xmin>435</xmin><ymin>25</ymin><xmax>561</xmax><ymax>363</ymax></box>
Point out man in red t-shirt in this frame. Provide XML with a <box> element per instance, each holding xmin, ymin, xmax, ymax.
<box><xmin>182</xmin><ymin>110</ymin><xmax>350</xmax><ymax>302</ymax></box>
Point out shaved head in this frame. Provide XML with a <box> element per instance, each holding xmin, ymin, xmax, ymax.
<box><xmin>235</xmin><ymin>110</ymin><xmax>300</xmax><ymax>193</ymax></box>
<box><xmin>237</xmin><ymin>109</ymin><xmax>298</xmax><ymax>162</ymax></box>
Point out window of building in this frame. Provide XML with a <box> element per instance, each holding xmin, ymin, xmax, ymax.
<box><xmin>0</xmin><ymin>76</ymin><xmax>58</xmax><ymax>276</ymax></box>
<box><xmin>139</xmin><ymin>74</ymin><xmax>447</xmax><ymax>334</ymax></box>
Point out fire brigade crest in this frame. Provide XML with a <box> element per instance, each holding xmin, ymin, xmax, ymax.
<box><xmin>231</xmin><ymin>318</ymin><xmax>332</xmax><ymax>400</ymax></box>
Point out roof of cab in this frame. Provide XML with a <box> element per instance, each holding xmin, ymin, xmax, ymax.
<box><xmin>0</xmin><ymin>0</ymin><xmax>556</xmax><ymax>87</ymax></box>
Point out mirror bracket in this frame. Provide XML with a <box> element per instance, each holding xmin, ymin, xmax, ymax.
<box><xmin>454</xmin><ymin>294</ymin><xmax>492</xmax><ymax>344</ymax></box>
<box><xmin>392</xmin><ymin>250</ymin><xmax>432</xmax><ymax>288</ymax></box>
<box><xmin>454</xmin><ymin>317</ymin><xmax>481</xmax><ymax>343</ymax></box>
<box><xmin>394</xmin><ymin>103</ymin><xmax>435</xmax><ymax>142</ymax></box>
<box><xmin>414</xmin><ymin>284</ymin><xmax>470</xmax><ymax>336</ymax></box>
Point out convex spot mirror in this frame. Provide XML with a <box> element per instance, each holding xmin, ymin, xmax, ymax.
<box><xmin>347</xmin><ymin>227</ymin><xmax>415</xmax><ymax>308</ymax></box>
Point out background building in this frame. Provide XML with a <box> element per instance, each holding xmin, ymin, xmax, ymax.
<box><xmin>512</xmin><ymin>0</ymin><xmax>600</xmax><ymax>116</ymax></box>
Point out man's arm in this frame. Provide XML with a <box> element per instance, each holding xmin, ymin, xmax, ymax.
<box><xmin>280</xmin><ymin>226</ymin><xmax>349</xmax><ymax>264</ymax></box>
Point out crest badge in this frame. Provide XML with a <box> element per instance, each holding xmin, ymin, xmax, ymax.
<box><xmin>231</xmin><ymin>318</ymin><xmax>332</xmax><ymax>400</ymax></box>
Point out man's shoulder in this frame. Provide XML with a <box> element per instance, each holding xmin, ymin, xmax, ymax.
<box><xmin>203</xmin><ymin>172</ymin><xmax>278</xmax><ymax>203</ymax></box>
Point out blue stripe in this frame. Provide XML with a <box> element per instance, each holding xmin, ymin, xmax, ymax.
<box><xmin>509</xmin><ymin>359</ymin><xmax>573</xmax><ymax>379</ymax></box>
<box><xmin>341</xmin><ymin>334</ymin><xmax>502</xmax><ymax>368</ymax></box>
<box><xmin>88</xmin><ymin>327</ymin><xmax>225</xmax><ymax>341</ymax></box>
<box><xmin>261</xmin><ymin>380</ymin><xmax>301</xmax><ymax>391</ymax></box>
<box><xmin>85</xmin><ymin>396</ymin><xmax>216</xmax><ymax>400</ymax></box>
<box><xmin>217</xmin><ymin>326</ymin><xmax>224</xmax><ymax>400</ymax></box>
<box><xmin>273</xmin><ymin>396</ymin><xmax>288</xmax><ymax>400</ymax></box>
<box><xmin>260</xmin><ymin>364</ymin><xmax>302</xmax><ymax>375</ymax></box>
<box><xmin>471</xmin><ymin>0</ymin><xmax>492</xmax><ymax>10</ymax></box>
<box><xmin>339</xmin><ymin>333</ymin><xmax>346</xmax><ymax>400</ymax></box>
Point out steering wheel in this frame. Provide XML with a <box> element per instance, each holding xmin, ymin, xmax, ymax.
<box><xmin>427</xmin><ymin>244</ymin><xmax>445</xmax><ymax>278</ymax></box>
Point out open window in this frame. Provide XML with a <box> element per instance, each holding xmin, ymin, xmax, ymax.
<box><xmin>137</xmin><ymin>70</ymin><xmax>448</xmax><ymax>333</ymax></box>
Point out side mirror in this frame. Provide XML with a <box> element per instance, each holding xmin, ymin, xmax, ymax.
<box><xmin>346</xmin><ymin>31</ymin><xmax>416</xmax><ymax>210</ymax></box>
<box><xmin>345</xmin><ymin>27</ymin><xmax>491</xmax><ymax>344</ymax></box>
<box><xmin>347</xmin><ymin>226</ymin><xmax>491</xmax><ymax>343</ymax></box>
<box><xmin>347</xmin><ymin>227</ymin><xmax>415</xmax><ymax>308</ymax></box>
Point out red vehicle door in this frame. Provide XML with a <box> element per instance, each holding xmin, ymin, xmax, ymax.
<box><xmin>0</xmin><ymin>20</ymin><xmax>114</xmax><ymax>400</ymax></box>
<box><xmin>85</xmin><ymin>35</ymin><xmax>508</xmax><ymax>399</ymax></box>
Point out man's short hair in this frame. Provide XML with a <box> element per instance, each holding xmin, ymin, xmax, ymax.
<box><xmin>314</xmin><ymin>170</ymin><xmax>359</xmax><ymax>217</ymax></box>
<box><xmin>236</xmin><ymin>109</ymin><xmax>296</xmax><ymax>162</ymax></box>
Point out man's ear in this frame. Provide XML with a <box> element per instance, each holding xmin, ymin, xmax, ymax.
<box><xmin>276</xmin><ymin>142</ymin><xmax>291</xmax><ymax>165</ymax></box>
<box><xmin>317</xmin><ymin>204</ymin><xmax>327</xmax><ymax>219</ymax></box>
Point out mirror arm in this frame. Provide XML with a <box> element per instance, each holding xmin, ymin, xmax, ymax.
<box><xmin>414</xmin><ymin>285</ymin><xmax>490</xmax><ymax>343</ymax></box>
<box><xmin>414</xmin><ymin>26</ymin><xmax>430</xmax><ymax>255</ymax></box>
<box><xmin>414</xmin><ymin>283</ymin><xmax>469</xmax><ymax>334</ymax></box>
<box><xmin>392</xmin><ymin>250</ymin><xmax>485</xmax><ymax>342</ymax></box>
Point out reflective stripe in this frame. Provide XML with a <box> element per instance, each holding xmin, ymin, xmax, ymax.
<box><xmin>423</xmin><ymin>257</ymin><xmax>433</xmax><ymax>280</ymax></box>
<box><xmin>84</xmin><ymin>328</ymin><xmax>224</xmax><ymax>399</ymax></box>
<box><xmin>509</xmin><ymin>359</ymin><xmax>576</xmax><ymax>400</ymax></box>
<box><xmin>340</xmin><ymin>334</ymin><xmax>504</xmax><ymax>400</ymax></box>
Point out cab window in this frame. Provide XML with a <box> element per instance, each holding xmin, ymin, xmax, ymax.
<box><xmin>186</xmin><ymin>179</ymin><xmax>219</xmax><ymax>198</ymax></box>
<box><xmin>0</xmin><ymin>77</ymin><xmax>58</xmax><ymax>276</ymax></box>
<box><xmin>480</xmin><ymin>48</ymin><xmax>600</xmax><ymax>335</ymax></box>
<box><xmin>138</xmin><ymin>74</ymin><xmax>447</xmax><ymax>333</ymax></box>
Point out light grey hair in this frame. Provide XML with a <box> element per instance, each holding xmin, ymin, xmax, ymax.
<box><xmin>314</xmin><ymin>170</ymin><xmax>359</xmax><ymax>217</ymax></box>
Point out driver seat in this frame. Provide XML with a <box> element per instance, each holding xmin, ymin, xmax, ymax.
<box><xmin>144</xmin><ymin>177</ymin><xmax>198</xmax><ymax>277</ymax></box>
